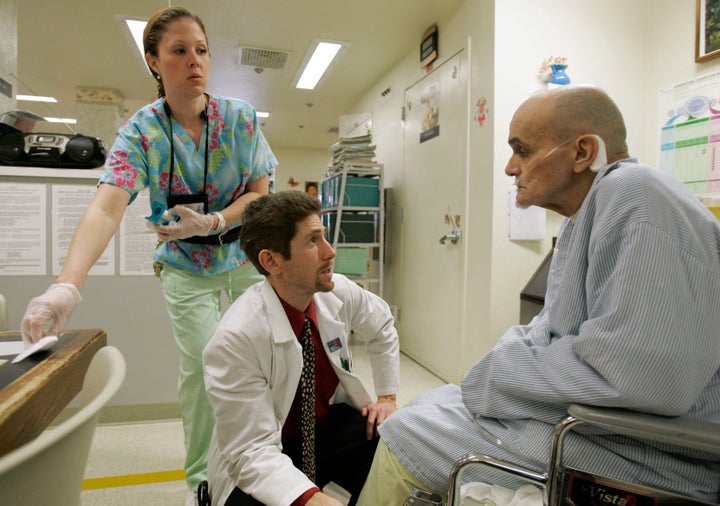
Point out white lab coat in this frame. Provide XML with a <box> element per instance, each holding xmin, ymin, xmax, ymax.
<box><xmin>203</xmin><ymin>274</ymin><xmax>400</xmax><ymax>506</ymax></box>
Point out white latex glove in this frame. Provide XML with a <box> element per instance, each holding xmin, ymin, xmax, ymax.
<box><xmin>21</xmin><ymin>282</ymin><xmax>82</xmax><ymax>344</ymax></box>
<box><xmin>154</xmin><ymin>205</ymin><xmax>215</xmax><ymax>242</ymax></box>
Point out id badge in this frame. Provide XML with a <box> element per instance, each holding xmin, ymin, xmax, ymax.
<box><xmin>167</xmin><ymin>193</ymin><xmax>208</xmax><ymax>215</ymax></box>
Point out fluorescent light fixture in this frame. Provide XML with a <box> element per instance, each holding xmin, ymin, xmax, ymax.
<box><xmin>17</xmin><ymin>94</ymin><xmax>58</xmax><ymax>103</ymax></box>
<box><xmin>294</xmin><ymin>39</ymin><xmax>349</xmax><ymax>90</ymax></box>
<box><xmin>45</xmin><ymin>117</ymin><xmax>77</xmax><ymax>124</ymax></box>
<box><xmin>125</xmin><ymin>19</ymin><xmax>147</xmax><ymax>58</ymax></box>
<box><xmin>118</xmin><ymin>16</ymin><xmax>151</xmax><ymax>74</ymax></box>
<box><xmin>257</xmin><ymin>111</ymin><xmax>270</xmax><ymax>118</ymax></box>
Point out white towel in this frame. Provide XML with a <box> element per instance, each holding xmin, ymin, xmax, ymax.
<box><xmin>460</xmin><ymin>482</ymin><xmax>543</xmax><ymax>506</ymax></box>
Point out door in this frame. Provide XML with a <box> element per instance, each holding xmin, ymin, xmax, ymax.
<box><xmin>399</xmin><ymin>50</ymin><xmax>468</xmax><ymax>383</ymax></box>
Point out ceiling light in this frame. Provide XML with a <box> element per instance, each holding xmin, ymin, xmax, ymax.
<box><xmin>17</xmin><ymin>95</ymin><xmax>58</xmax><ymax>103</ymax></box>
<box><xmin>293</xmin><ymin>39</ymin><xmax>349</xmax><ymax>90</ymax></box>
<box><xmin>45</xmin><ymin>117</ymin><xmax>77</xmax><ymax>124</ymax></box>
<box><xmin>125</xmin><ymin>19</ymin><xmax>146</xmax><ymax>57</ymax></box>
<box><xmin>118</xmin><ymin>16</ymin><xmax>151</xmax><ymax>75</ymax></box>
<box><xmin>257</xmin><ymin>111</ymin><xmax>270</xmax><ymax>118</ymax></box>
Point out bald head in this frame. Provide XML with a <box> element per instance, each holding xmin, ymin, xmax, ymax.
<box><xmin>517</xmin><ymin>85</ymin><xmax>629</xmax><ymax>163</ymax></box>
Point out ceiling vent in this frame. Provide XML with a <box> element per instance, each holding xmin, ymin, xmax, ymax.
<box><xmin>239</xmin><ymin>47</ymin><xmax>289</xmax><ymax>70</ymax></box>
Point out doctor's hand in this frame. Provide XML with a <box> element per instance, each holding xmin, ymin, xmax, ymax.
<box><xmin>362</xmin><ymin>394</ymin><xmax>398</xmax><ymax>440</ymax></box>
<box><xmin>152</xmin><ymin>205</ymin><xmax>215</xmax><ymax>242</ymax></box>
<box><xmin>307</xmin><ymin>492</ymin><xmax>344</xmax><ymax>506</ymax></box>
<box><xmin>21</xmin><ymin>282</ymin><xmax>82</xmax><ymax>344</ymax></box>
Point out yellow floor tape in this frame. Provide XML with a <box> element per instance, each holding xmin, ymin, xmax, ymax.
<box><xmin>82</xmin><ymin>469</ymin><xmax>185</xmax><ymax>490</ymax></box>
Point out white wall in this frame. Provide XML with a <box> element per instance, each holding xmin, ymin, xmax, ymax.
<box><xmin>349</xmin><ymin>0</ymin><xmax>719</xmax><ymax>380</ymax></box>
<box><xmin>271</xmin><ymin>145</ymin><xmax>329</xmax><ymax>193</ymax></box>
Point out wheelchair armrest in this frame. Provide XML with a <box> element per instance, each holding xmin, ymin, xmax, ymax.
<box><xmin>568</xmin><ymin>403</ymin><xmax>720</xmax><ymax>452</ymax></box>
<box><xmin>447</xmin><ymin>454</ymin><xmax>547</xmax><ymax>506</ymax></box>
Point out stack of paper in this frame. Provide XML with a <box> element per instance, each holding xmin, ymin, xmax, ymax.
<box><xmin>327</xmin><ymin>134</ymin><xmax>377</xmax><ymax>172</ymax></box>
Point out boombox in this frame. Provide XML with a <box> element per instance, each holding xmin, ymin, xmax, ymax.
<box><xmin>0</xmin><ymin>131</ymin><xmax>107</xmax><ymax>169</ymax></box>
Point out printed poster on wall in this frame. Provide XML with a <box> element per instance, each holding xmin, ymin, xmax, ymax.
<box><xmin>508</xmin><ymin>187</ymin><xmax>546</xmax><ymax>241</ymax></box>
<box><xmin>0</xmin><ymin>183</ymin><xmax>46</xmax><ymax>275</ymax></box>
<box><xmin>419</xmin><ymin>82</ymin><xmax>440</xmax><ymax>143</ymax></box>
<box><xmin>658</xmin><ymin>71</ymin><xmax>720</xmax><ymax>194</ymax></box>
<box><xmin>119</xmin><ymin>190</ymin><xmax>158</xmax><ymax>276</ymax></box>
<box><xmin>52</xmin><ymin>185</ymin><xmax>115</xmax><ymax>276</ymax></box>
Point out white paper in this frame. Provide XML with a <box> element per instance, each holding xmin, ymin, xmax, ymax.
<box><xmin>119</xmin><ymin>190</ymin><xmax>157</xmax><ymax>276</ymax></box>
<box><xmin>339</xmin><ymin>112</ymin><xmax>372</xmax><ymax>139</ymax></box>
<box><xmin>0</xmin><ymin>183</ymin><xmax>47</xmax><ymax>275</ymax></box>
<box><xmin>508</xmin><ymin>187</ymin><xmax>546</xmax><ymax>240</ymax></box>
<box><xmin>322</xmin><ymin>482</ymin><xmax>351</xmax><ymax>505</ymax></box>
<box><xmin>0</xmin><ymin>340</ymin><xmax>25</xmax><ymax>357</ymax></box>
<box><xmin>51</xmin><ymin>185</ymin><xmax>115</xmax><ymax>276</ymax></box>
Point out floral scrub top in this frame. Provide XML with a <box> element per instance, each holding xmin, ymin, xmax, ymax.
<box><xmin>99</xmin><ymin>95</ymin><xmax>277</xmax><ymax>275</ymax></box>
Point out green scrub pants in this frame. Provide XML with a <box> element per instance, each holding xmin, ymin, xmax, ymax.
<box><xmin>160</xmin><ymin>262</ymin><xmax>263</xmax><ymax>491</ymax></box>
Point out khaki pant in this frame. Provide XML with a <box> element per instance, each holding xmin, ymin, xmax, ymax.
<box><xmin>356</xmin><ymin>440</ymin><xmax>442</xmax><ymax>506</ymax></box>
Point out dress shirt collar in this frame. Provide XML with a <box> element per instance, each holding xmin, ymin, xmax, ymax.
<box><xmin>278</xmin><ymin>296</ymin><xmax>319</xmax><ymax>338</ymax></box>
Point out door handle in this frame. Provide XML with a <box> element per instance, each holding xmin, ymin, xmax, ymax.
<box><xmin>439</xmin><ymin>230</ymin><xmax>461</xmax><ymax>245</ymax></box>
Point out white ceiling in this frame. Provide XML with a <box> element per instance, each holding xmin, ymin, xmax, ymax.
<box><xmin>15</xmin><ymin>0</ymin><xmax>465</xmax><ymax>150</ymax></box>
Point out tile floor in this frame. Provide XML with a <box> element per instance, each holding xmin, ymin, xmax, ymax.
<box><xmin>80</xmin><ymin>344</ymin><xmax>448</xmax><ymax>505</ymax></box>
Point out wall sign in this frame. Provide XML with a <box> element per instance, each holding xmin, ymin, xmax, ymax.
<box><xmin>420</xmin><ymin>24</ymin><xmax>438</xmax><ymax>68</ymax></box>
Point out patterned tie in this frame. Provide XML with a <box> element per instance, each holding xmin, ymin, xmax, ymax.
<box><xmin>300</xmin><ymin>317</ymin><xmax>316</xmax><ymax>482</ymax></box>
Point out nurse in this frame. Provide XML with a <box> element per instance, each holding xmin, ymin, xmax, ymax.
<box><xmin>20</xmin><ymin>7</ymin><xmax>277</xmax><ymax>503</ymax></box>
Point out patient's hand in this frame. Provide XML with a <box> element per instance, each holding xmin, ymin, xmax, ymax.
<box><xmin>307</xmin><ymin>491</ymin><xmax>344</xmax><ymax>505</ymax></box>
<box><xmin>362</xmin><ymin>394</ymin><xmax>398</xmax><ymax>440</ymax></box>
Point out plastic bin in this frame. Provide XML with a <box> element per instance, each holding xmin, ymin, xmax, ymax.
<box><xmin>334</xmin><ymin>247</ymin><xmax>369</xmax><ymax>275</ymax></box>
<box><xmin>323</xmin><ymin>212</ymin><xmax>376</xmax><ymax>243</ymax></box>
<box><xmin>342</xmin><ymin>177</ymin><xmax>380</xmax><ymax>207</ymax></box>
<box><xmin>321</xmin><ymin>176</ymin><xmax>379</xmax><ymax>208</ymax></box>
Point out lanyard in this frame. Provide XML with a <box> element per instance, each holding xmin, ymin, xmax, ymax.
<box><xmin>163</xmin><ymin>99</ymin><xmax>209</xmax><ymax>196</ymax></box>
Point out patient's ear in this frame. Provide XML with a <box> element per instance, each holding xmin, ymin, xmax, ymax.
<box><xmin>573</xmin><ymin>135</ymin><xmax>605</xmax><ymax>173</ymax></box>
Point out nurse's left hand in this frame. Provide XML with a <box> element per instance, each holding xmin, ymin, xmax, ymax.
<box><xmin>362</xmin><ymin>394</ymin><xmax>397</xmax><ymax>440</ymax></box>
<box><xmin>153</xmin><ymin>205</ymin><xmax>215</xmax><ymax>242</ymax></box>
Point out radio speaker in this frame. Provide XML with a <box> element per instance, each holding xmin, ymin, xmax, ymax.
<box><xmin>0</xmin><ymin>132</ymin><xmax>24</xmax><ymax>163</ymax></box>
<box><xmin>0</xmin><ymin>131</ymin><xmax>107</xmax><ymax>169</ymax></box>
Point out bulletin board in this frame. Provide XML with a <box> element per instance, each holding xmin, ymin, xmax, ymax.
<box><xmin>659</xmin><ymin>71</ymin><xmax>720</xmax><ymax>194</ymax></box>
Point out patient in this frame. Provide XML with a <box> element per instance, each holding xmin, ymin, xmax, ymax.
<box><xmin>357</xmin><ymin>85</ymin><xmax>720</xmax><ymax>505</ymax></box>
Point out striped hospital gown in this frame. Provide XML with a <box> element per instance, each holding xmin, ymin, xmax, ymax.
<box><xmin>379</xmin><ymin>159</ymin><xmax>720</xmax><ymax>502</ymax></box>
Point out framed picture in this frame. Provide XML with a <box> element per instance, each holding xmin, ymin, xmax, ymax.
<box><xmin>305</xmin><ymin>181</ymin><xmax>319</xmax><ymax>199</ymax></box>
<box><xmin>696</xmin><ymin>0</ymin><xmax>720</xmax><ymax>62</ymax></box>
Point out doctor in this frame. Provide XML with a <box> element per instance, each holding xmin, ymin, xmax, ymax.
<box><xmin>203</xmin><ymin>191</ymin><xmax>400</xmax><ymax>506</ymax></box>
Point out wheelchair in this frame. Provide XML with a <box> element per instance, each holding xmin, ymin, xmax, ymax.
<box><xmin>445</xmin><ymin>404</ymin><xmax>720</xmax><ymax>506</ymax></box>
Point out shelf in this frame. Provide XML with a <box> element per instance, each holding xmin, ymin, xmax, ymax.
<box><xmin>341</xmin><ymin>276</ymin><xmax>380</xmax><ymax>284</ymax></box>
<box><xmin>321</xmin><ymin>206</ymin><xmax>380</xmax><ymax>212</ymax></box>
<box><xmin>0</xmin><ymin>166</ymin><xmax>102</xmax><ymax>180</ymax></box>
<box><xmin>334</xmin><ymin>243</ymin><xmax>380</xmax><ymax>248</ymax></box>
<box><xmin>320</xmin><ymin>162</ymin><xmax>384</xmax><ymax>297</ymax></box>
